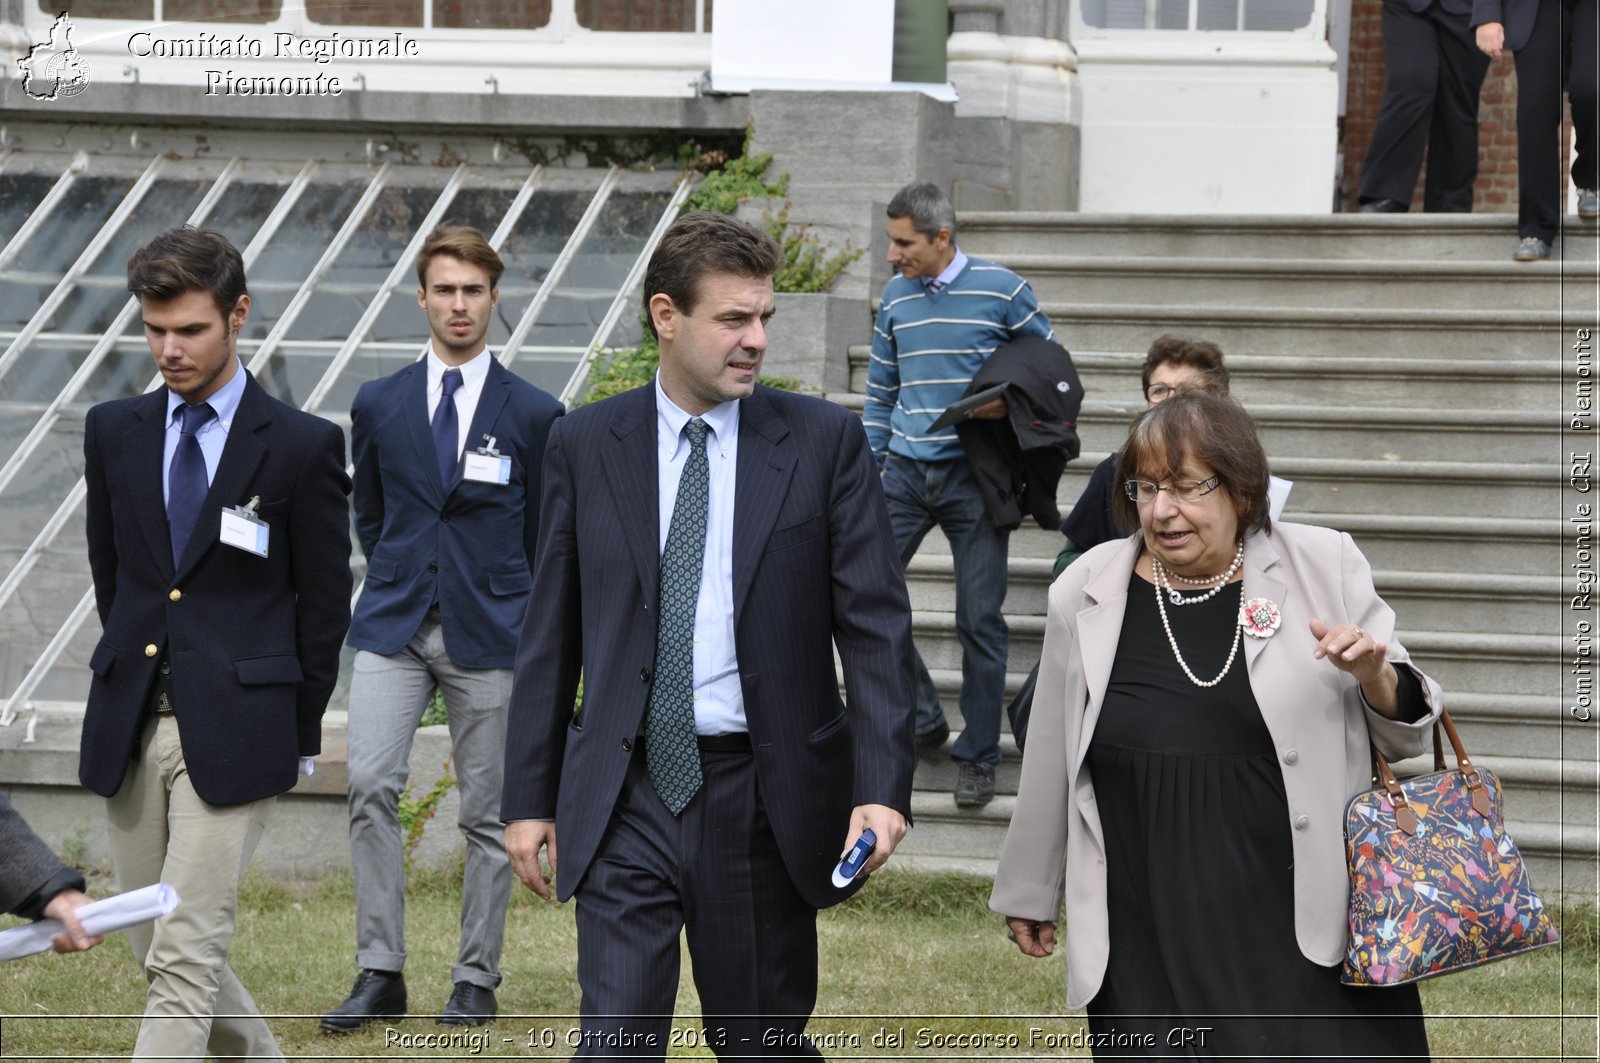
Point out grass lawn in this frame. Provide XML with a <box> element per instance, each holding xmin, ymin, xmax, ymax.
<box><xmin>2</xmin><ymin>868</ymin><xmax>1594</xmax><ymax>1060</ymax></box>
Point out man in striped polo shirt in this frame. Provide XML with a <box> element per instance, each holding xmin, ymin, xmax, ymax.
<box><xmin>864</xmin><ymin>181</ymin><xmax>1056</xmax><ymax>808</ymax></box>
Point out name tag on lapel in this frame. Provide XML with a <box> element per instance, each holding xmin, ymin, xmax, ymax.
<box><xmin>220</xmin><ymin>499</ymin><xmax>269</xmax><ymax>558</ymax></box>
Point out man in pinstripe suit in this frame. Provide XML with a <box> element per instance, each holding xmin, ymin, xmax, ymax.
<box><xmin>502</xmin><ymin>211</ymin><xmax>916</xmax><ymax>1059</ymax></box>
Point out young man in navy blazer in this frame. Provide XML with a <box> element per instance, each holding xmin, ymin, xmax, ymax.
<box><xmin>502</xmin><ymin>212</ymin><xmax>916</xmax><ymax>1058</ymax></box>
<box><xmin>323</xmin><ymin>225</ymin><xmax>563</xmax><ymax>1031</ymax></box>
<box><xmin>81</xmin><ymin>227</ymin><xmax>352</xmax><ymax>1059</ymax></box>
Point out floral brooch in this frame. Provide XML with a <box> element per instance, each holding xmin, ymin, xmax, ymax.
<box><xmin>1240</xmin><ymin>597</ymin><xmax>1281</xmax><ymax>639</ymax></box>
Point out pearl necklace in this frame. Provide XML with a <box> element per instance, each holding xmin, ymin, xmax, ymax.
<box><xmin>1153</xmin><ymin>544</ymin><xmax>1244</xmax><ymax>607</ymax></box>
<box><xmin>1151</xmin><ymin>560</ymin><xmax>1242</xmax><ymax>688</ymax></box>
<box><xmin>1167</xmin><ymin>540</ymin><xmax>1246</xmax><ymax>586</ymax></box>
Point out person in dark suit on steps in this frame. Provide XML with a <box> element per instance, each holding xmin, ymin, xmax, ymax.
<box><xmin>1471</xmin><ymin>0</ymin><xmax>1599</xmax><ymax>259</ymax></box>
<box><xmin>80</xmin><ymin>226</ymin><xmax>352</xmax><ymax>1060</ymax></box>
<box><xmin>1357</xmin><ymin>0</ymin><xmax>1491</xmax><ymax>213</ymax></box>
<box><xmin>502</xmin><ymin>211</ymin><xmax>917</xmax><ymax>1059</ymax></box>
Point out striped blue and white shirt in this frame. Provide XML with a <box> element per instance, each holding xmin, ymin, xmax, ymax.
<box><xmin>864</xmin><ymin>252</ymin><xmax>1054</xmax><ymax>464</ymax></box>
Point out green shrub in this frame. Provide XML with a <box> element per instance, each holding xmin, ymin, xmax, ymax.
<box><xmin>578</xmin><ymin>135</ymin><xmax>851</xmax><ymax>406</ymax></box>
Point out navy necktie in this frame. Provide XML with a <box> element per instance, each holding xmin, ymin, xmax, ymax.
<box><xmin>646</xmin><ymin>418</ymin><xmax>709</xmax><ymax>815</ymax></box>
<box><xmin>168</xmin><ymin>402</ymin><xmax>216</xmax><ymax>566</ymax></box>
<box><xmin>432</xmin><ymin>368</ymin><xmax>463</xmax><ymax>488</ymax></box>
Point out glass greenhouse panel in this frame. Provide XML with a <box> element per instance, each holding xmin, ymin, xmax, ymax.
<box><xmin>515</xmin><ymin>169</ymin><xmax>679</xmax><ymax>383</ymax></box>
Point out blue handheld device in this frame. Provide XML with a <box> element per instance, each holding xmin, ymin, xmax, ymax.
<box><xmin>831</xmin><ymin>828</ymin><xmax>877</xmax><ymax>888</ymax></box>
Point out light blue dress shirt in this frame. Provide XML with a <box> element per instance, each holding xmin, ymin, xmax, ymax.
<box><xmin>654</xmin><ymin>376</ymin><xmax>746</xmax><ymax>735</ymax></box>
<box><xmin>161</xmin><ymin>359</ymin><xmax>247</xmax><ymax>505</ymax></box>
<box><xmin>924</xmin><ymin>247</ymin><xmax>969</xmax><ymax>291</ymax></box>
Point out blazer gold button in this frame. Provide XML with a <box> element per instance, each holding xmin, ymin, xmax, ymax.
<box><xmin>169</xmin><ymin>589</ymin><xmax>183</xmax><ymax>602</ymax></box>
<box><xmin>1282</xmin><ymin>748</ymin><xmax>1299</xmax><ymax>765</ymax></box>
<box><xmin>1293</xmin><ymin>815</ymin><xmax>1310</xmax><ymax>831</ymax></box>
<box><xmin>144</xmin><ymin>643</ymin><xmax>158</xmax><ymax>657</ymax></box>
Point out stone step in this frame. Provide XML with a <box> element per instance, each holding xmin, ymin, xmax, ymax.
<box><xmin>899</xmin><ymin>791</ymin><xmax>1015</xmax><ymax>864</ymax></box>
<box><xmin>1071</xmin><ymin>403</ymin><xmax>1562</xmax><ymax>466</ymax></box>
<box><xmin>897</xmin><ymin>795</ymin><xmax>1593</xmax><ymax>903</ymax></box>
<box><xmin>838</xmin><ymin>382</ymin><xmax>1559</xmax><ymax>466</ymax></box>
<box><xmin>906</xmin><ymin>734</ymin><xmax>1593</xmax><ymax>835</ymax></box>
<box><xmin>847</xmin><ymin>348</ymin><xmax>1565</xmax><ymax>411</ymax></box>
<box><xmin>911</xmin><ymin>732</ymin><xmax>1023</xmax><ymax>796</ymax></box>
<box><xmin>1006</xmin><ymin>255</ymin><xmax>1599</xmax><ymax>314</ymax></box>
<box><xmin>908</xmin><ymin>610</ymin><xmax>1558</xmax><ymax>699</ymax></box>
<box><xmin>1049</xmin><ymin>305</ymin><xmax>1571</xmax><ymax>361</ymax></box>
<box><xmin>915</xmin><ymin>682</ymin><xmax>1559</xmax><ymax>773</ymax></box>
<box><xmin>886</xmin><ymin>505</ymin><xmax>1562</xmax><ymax>579</ymax></box>
<box><xmin>1045</xmin><ymin>450</ymin><xmax>1562</xmax><ymax>518</ymax></box>
<box><xmin>958</xmin><ymin>210</ymin><xmax>1600</xmax><ymax>262</ymax></box>
<box><xmin>904</xmin><ymin>555</ymin><xmax>1561</xmax><ymax>636</ymax></box>
<box><xmin>1384</xmin><ymin>753</ymin><xmax>1600</xmax><ymax>833</ymax></box>
<box><xmin>1290</xmin><ymin>513</ymin><xmax>1563</xmax><ymax>578</ymax></box>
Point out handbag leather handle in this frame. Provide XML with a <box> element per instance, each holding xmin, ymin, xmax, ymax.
<box><xmin>1369</xmin><ymin>708</ymin><xmax>1492</xmax><ymax>837</ymax></box>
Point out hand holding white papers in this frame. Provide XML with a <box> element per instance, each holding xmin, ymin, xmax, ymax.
<box><xmin>0</xmin><ymin>883</ymin><xmax>179</xmax><ymax>962</ymax></box>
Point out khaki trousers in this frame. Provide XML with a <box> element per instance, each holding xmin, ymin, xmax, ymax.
<box><xmin>106</xmin><ymin>712</ymin><xmax>280</xmax><ymax>1062</ymax></box>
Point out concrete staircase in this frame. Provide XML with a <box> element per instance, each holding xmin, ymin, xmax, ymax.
<box><xmin>842</xmin><ymin>212</ymin><xmax>1598</xmax><ymax>893</ymax></box>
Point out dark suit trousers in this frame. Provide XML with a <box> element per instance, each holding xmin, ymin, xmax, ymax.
<box><xmin>1513</xmin><ymin>0</ymin><xmax>1600</xmax><ymax>240</ymax></box>
<box><xmin>573</xmin><ymin>744</ymin><xmax>822</xmax><ymax>1060</ymax></box>
<box><xmin>1359</xmin><ymin>0</ymin><xmax>1491</xmax><ymax>210</ymax></box>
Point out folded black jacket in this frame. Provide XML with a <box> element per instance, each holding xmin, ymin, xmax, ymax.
<box><xmin>953</xmin><ymin>336</ymin><xmax>1083</xmax><ymax>530</ymax></box>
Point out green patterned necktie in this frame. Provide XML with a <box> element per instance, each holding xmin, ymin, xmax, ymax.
<box><xmin>646</xmin><ymin>417</ymin><xmax>709</xmax><ymax>814</ymax></box>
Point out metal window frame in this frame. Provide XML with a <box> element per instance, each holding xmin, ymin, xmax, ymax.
<box><xmin>0</xmin><ymin>152</ymin><xmax>87</xmax><ymax>275</ymax></box>
<box><xmin>0</xmin><ymin>154</ymin><xmax>169</xmax><ymax>385</ymax></box>
<box><xmin>242</xmin><ymin>162</ymin><xmax>395</xmax><ymax>379</ymax></box>
<box><xmin>499</xmin><ymin>164</ymin><xmax>621</xmax><ymax>371</ymax></box>
<box><xmin>0</xmin><ymin>160</ymin><xmax>318</xmax><ymax>623</ymax></box>
<box><xmin>1</xmin><ymin>156</ymin><xmax>690</xmax><ymax>731</ymax></box>
<box><xmin>0</xmin><ymin>158</ymin><xmax>246</xmax><ymax>502</ymax></box>
<box><xmin>0</xmin><ymin>162</ymin><xmax>323</xmax><ymax>727</ymax></box>
<box><xmin>299</xmin><ymin>162</ymin><xmax>473</xmax><ymax>414</ymax></box>
<box><xmin>557</xmin><ymin>173</ymin><xmax>695</xmax><ymax>405</ymax></box>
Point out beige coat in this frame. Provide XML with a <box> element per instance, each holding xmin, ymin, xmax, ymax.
<box><xmin>989</xmin><ymin>522</ymin><xmax>1442</xmax><ymax>1010</ymax></box>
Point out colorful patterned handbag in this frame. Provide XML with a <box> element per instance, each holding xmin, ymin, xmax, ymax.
<box><xmin>1341</xmin><ymin>709</ymin><xmax>1560</xmax><ymax>986</ymax></box>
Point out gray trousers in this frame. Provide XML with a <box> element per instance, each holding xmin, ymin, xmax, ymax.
<box><xmin>345</xmin><ymin>613</ymin><xmax>512</xmax><ymax>988</ymax></box>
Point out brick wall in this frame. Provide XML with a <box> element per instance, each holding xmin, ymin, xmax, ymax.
<box><xmin>1341</xmin><ymin>0</ymin><xmax>1572</xmax><ymax>212</ymax></box>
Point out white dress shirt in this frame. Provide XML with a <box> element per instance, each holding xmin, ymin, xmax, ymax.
<box><xmin>654</xmin><ymin>376</ymin><xmax>745</xmax><ymax>735</ymax></box>
<box><xmin>425</xmin><ymin>344</ymin><xmax>492</xmax><ymax>458</ymax></box>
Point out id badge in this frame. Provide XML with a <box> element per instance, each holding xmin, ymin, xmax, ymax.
<box><xmin>463</xmin><ymin>452</ymin><xmax>510</xmax><ymax>485</ymax></box>
<box><xmin>463</xmin><ymin>433</ymin><xmax>511</xmax><ymax>485</ymax></box>
<box><xmin>220</xmin><ymin>496</ymin><xmax>269</xmax><ymax>558</ymax></box>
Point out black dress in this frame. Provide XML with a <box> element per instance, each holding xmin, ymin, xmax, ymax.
<box><xmin>1084</xmin><ymin>572</ymin><xmax>1431</xmax><ymax>1061</ymax></box>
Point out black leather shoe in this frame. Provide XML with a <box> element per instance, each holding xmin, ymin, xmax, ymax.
<box><xmin>913</xmin><ymin>720</ymin><xmax>950</xmax><ymax>759</ymax></box>
<box><xmin>437</xmin><ymin>982</ymin><xmax>498</xmax><ymax>1026</ymax></box>
<box><xmin>954</xmin><ymin>762</ymin><xmax>995</xmax><ymax>808</ymax></box>
<box><xmin>1358</xmin><ymin>197</ymin><xmax>1410</xmax><ymax>213</ymax></box>
<box><xmin>320</xmin><ymin>969</ymin><xmax>406</xmax><ymax>1033</ymax></box>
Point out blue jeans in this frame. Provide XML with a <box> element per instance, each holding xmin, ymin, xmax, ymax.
<box><xmin>881</xmin><ymin>454</ymin><xmax>1009</xmax><ymax>769</ymax></box>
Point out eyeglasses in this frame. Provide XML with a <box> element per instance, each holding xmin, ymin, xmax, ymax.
<box><xmin>1124</xmin><ymin>476</ymin><xmax>1221</xmax><ymax>505</ymax></box>
<box><xmin>1144</xmin><ymin>383</ymin><xmax>1182</xmax><ymax>402</ymax></box>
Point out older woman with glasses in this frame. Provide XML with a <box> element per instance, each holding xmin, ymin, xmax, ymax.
<box><xmin>992</xmin><ymin>393</ymin><xmax>1440</xmax><ymax>1059</ymax></box>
